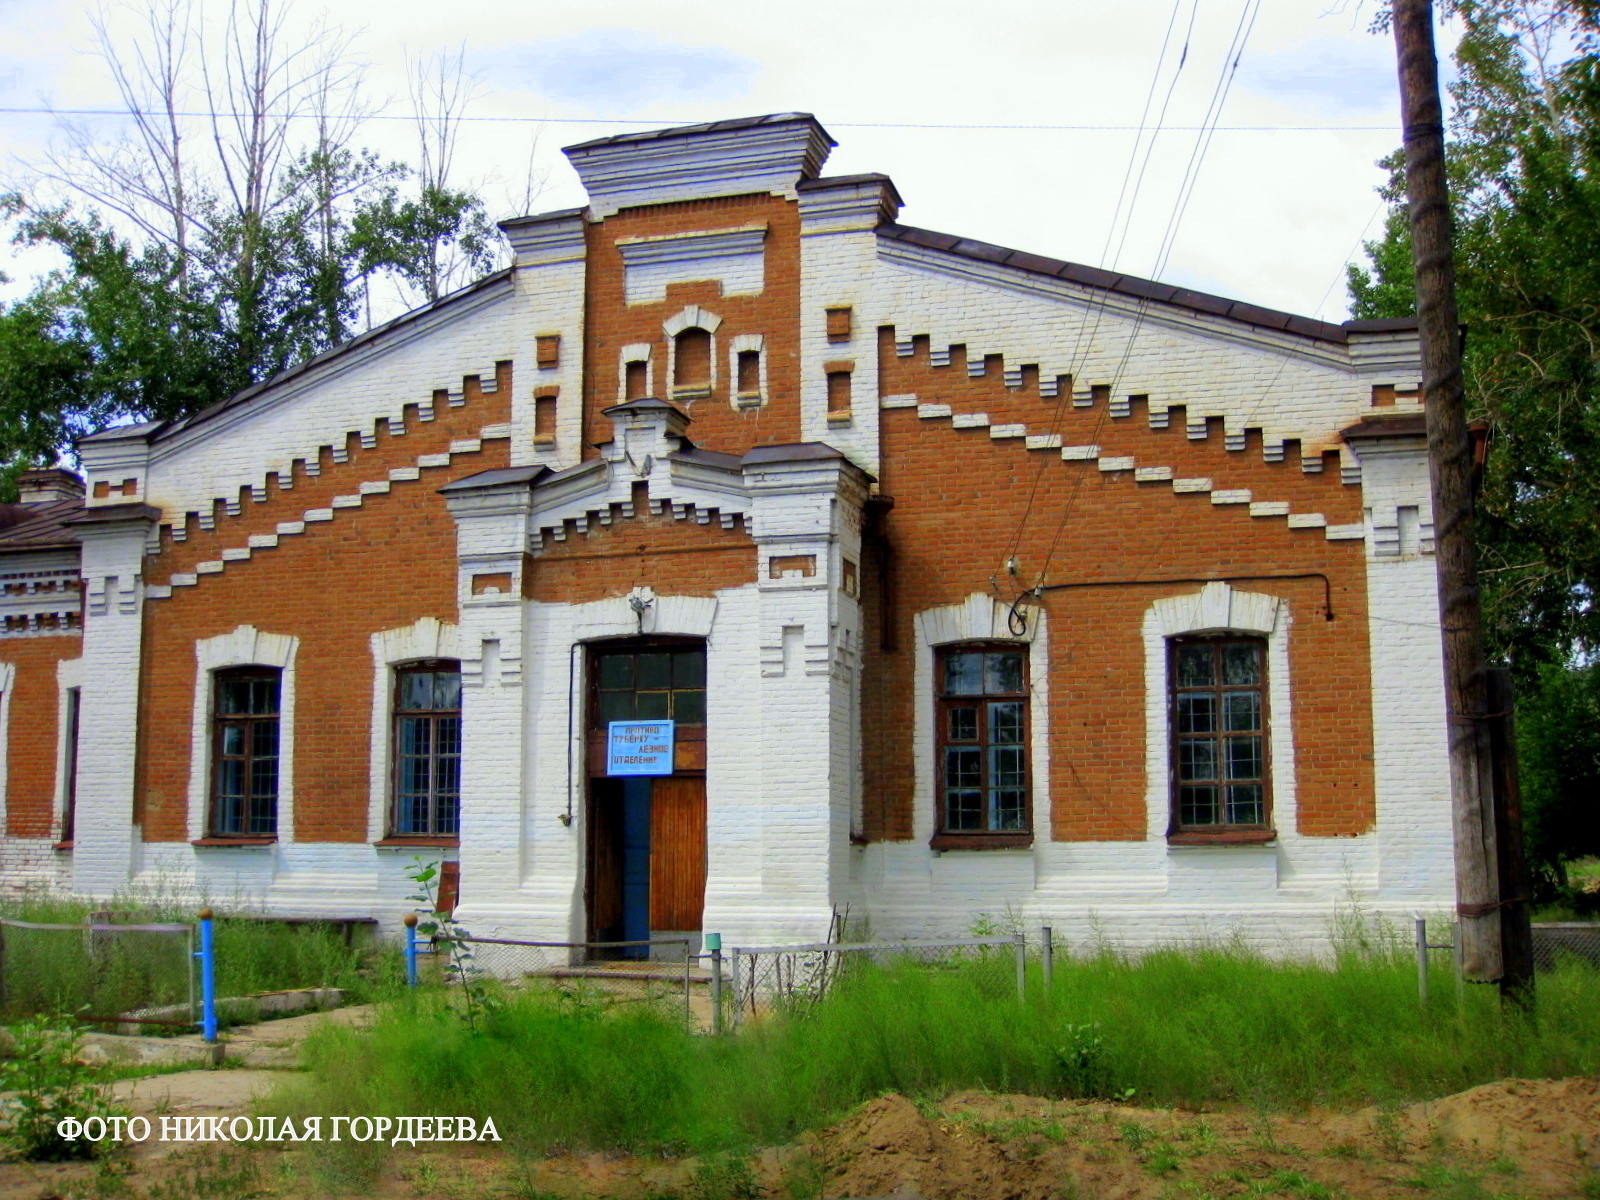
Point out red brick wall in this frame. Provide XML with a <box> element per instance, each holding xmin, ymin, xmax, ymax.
<box><xmin>865</xmin><ymin>330</ymin><xmax>1376</xmax><ymax>842</ymax></box>
<box><xmin>527</xmin><ymin>488</ymin><xmax>756</xmax><ymax>604</ymax></box>
<box><xmin>2</xmin><ymin>633</ymin><xmax>82</xmax><ymax>839</ymax></box>
<box><xmin>133</xmin><ymin>385</ymin><xmax>512</xmax><ymax>845</ymax></box>
<box><xmin>155</xmin><ymin>363</ymin><xmax>511</xmax><ymax>578</ymax></box>
<box><xmin>582</xmin><ymin>195</ymin><xmax>802</xmax><ymax>457</ymax></box>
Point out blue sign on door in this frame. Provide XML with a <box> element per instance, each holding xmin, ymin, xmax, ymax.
<box><xmin>607</xmin><ymin>720</ymin><xmax>675</xmax><ymax>776</ymax></box>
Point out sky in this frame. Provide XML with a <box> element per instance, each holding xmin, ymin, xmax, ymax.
<box><xmin>0</xmin><ymin>0</ymin><xmax>1447</xmax><ymax>323</ymax></box>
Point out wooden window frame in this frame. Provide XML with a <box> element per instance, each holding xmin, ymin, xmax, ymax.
<box><xmin>208</xmin><ymin>667</ymin><xmax>281</xmax><ymax>839</ymax></box>
<box><xmin>585</xmin><ymin>637</ymin><xmax>708</xmax><ymax>778</ymax></box>
<box><xmin>1167</xmin><ymin>635</ymin><xmax>1274</xmax><ymax>844</ymax></box>
<box><xmin>933</xmin><ymin>642</ymin><xmax>1033</xmax><ymax>850</ymax></box>
<box><xmin>388</xmin><ymin>660</ymin><xmax>463</xmax><ymax>842</ymax></box>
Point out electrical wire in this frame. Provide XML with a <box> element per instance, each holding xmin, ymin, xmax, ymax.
<box><xmin>1000</xmin><ymin>0</ymin><xmax>1194</xmax><ymax>572</ymax></box>
<box><xmin>1029</xmin><ymin>0</ymin><xmax>1266</xmax><ymax>591</ymax></box>
<box><xmin>0</xmin><ymin>106</ymin><xmax>1394</xmax><ymax>131</ymax></box>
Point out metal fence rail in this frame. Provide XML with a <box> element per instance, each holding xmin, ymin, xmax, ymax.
<box><xmin>727</xmin><ymin>934</ymin><xmax>1025</xmax><ymax>1027</ymax></box>
<box><xmin>0</xmin><ymin>916</ymin><xmax>196</xmax><ymax>1028</ymax></box>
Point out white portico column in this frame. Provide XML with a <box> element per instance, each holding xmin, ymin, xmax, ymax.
<box><xmin>442</xmin><ymin>467</ymin><xmax>540</xmax><ymax>928</ymax></box>
<box><xmin>67</xmin><ymin>504</ymin><xmax>160</xmax><ymax>897</ymax></box>
<box><xmin>718</xmin><ymin>446</ymin><xmax>869</xmax><ymax>944</ymax></box>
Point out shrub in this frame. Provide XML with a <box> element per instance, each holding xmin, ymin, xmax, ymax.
<box><xmin>0</xmin><ymin>1016</ymin><xmax>122</xmax><ymax>1161</ymax></box>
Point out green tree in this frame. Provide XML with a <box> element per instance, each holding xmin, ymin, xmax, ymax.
<box><xmin>1349</xmin><ymin>0</ymin><xmax>1600</xmax><ymax>888</ymax></box>
<box><xmin>0</xmin><ymin>1</ymin><xmax>506</xmax><ymax>481</ymax></box>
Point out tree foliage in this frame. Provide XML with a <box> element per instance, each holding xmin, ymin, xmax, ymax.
<box><xmin>1349</xmin><ymin>0</ymin><xmax>1600</xmax><ymax>883</ymax></box>
<box><xmin>0</xmin><ymin>0</ymin><xmax>501</xmax><ymax>488</ymax></box>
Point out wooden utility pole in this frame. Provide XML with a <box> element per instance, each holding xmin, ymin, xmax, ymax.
<box><xmin>1392</xmin><ymin>0</ymin><xmax>1503</xmax><ymax>983</ymax></box>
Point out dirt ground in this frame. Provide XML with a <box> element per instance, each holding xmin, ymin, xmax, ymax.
<box><xmin>2</xmin><ymin>1073</ymin><xmax>1596</xmax><ymax>1200</ymax></box>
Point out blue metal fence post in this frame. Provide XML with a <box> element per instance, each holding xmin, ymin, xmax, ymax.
<box><xmin>403</xmin><ymin>913</ymin><xmax>419</xmax><ymax>987</ymax></box>
<box><xmin>196</xmin><ymin>908</ymin><xmax>217</xmax><ymax>1043</ymax></box>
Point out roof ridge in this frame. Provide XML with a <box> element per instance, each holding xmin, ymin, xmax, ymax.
<box><xmin>878</xmin><ymin>223</ymin><xmax>1416</xmax><ymax>345</ymax></box>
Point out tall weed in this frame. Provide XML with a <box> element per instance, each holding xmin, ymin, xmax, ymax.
<box><xmin>271</xmin><ymin>944</ymin><xmax>1600</xmax><ymax>1176</ymax></box>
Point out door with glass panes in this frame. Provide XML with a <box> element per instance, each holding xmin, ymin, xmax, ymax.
<box><xmin>585</xmin><ymin>640</ymin><xmax>707</xmax><ymax>958</ymax></box>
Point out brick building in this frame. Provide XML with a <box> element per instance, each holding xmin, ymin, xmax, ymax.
<box><xmin>0</xmin><ymin>114</ymin><xmax>1451</xmax><ymax>951</ymax></box>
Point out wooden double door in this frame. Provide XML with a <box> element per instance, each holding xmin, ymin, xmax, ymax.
<box><xmin>585</xmin><ymin>641</ymin><xmax>708</xmax><ymax>958</ymax></box>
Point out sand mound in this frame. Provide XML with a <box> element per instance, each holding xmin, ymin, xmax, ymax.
<box><xmin>813</xmin><ymin>1093</ymin><xmax>1061</xmax><ymax>1200</ymax></box>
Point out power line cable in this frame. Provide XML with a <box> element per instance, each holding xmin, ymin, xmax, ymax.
<box><xmin>0</xmin><ymin>106</ymin><xmax>1394</xmax><ymax>131</ymax></box>
<box><xmin>1031</xmin><ymin>0</ymin><xmax>1264</xmax><ymax>589</ymax></box>
<box><xmin>1000</xmin><ymin>0</ymin><xmax>1194</xmax><ymax>571</ymax></box>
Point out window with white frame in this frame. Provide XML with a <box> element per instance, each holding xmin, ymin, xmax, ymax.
<box><xmin>1168</xmin><ymin>635</ymin><xmax>1270</xmax><ymax>833</ymax></box>
<box><xmin>210</xmin><ymin>667</ymin><xmax>280</xmax><ymax>836</ymax></box>
<box><xmin>391</xmin><ymin>660</ymin><xmax>462</xmax><ymax>838</ymax></box>
<box><xmin>936</xmin><ymin>643</ymin><xmax>1030</xmax><ymax>836</ymax></box>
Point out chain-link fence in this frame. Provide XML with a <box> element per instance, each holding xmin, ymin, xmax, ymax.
<box><xmin>1532</xmin><ymin>922</ymin><xmax>1600</xmax><ymax>971</ymax></box>
<box><xmin>438</xmin><ymin>937</ymin><xmax>699</xmax><ymax>1018</ymax></box>
<box><xmin>726</xmin><ymin>935</ymin><xmax>1025</xmax><ymax>1027</ymax></box>
<box><xmin>0</xmin><ymin>916</ymin><xmax>195</xmax><ymax>1029</ymax></box>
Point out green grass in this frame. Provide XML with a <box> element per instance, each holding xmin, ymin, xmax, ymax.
<box><xmin>0</xmin><ymin>892</ymin><xmax>398</xmax><ymax>1024</ymax></box>
<box><xmin>270</xmin><ymin>940</ymin><xmax>1600</xmax><ymax>1171</ymax></box>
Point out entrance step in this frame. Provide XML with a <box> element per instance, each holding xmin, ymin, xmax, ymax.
<box><xmin>530</xmin><ymin>966</ymin><xmax>713</xmax><ymax>985</ymax></box>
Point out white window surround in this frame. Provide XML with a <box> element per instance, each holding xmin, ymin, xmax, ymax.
<box><xmin>911</xmin><ymin>594</ymin><xmax>1050</xmax><ymax>846</ymax></box>
<box><xmin>0</xmin><ymin>661</ymin><xmax>15</xmax><ymax>832</ymax></box>
<box><xmin>728</xmin><ymin>333</ymin><xmax>767</xmax><ymax>409</ymax></box>
<box><xmin>1141</xmin><ymin>582</ymin><xmax>1297</xmax><ymax>844</ymax></box>
<box><xmin>367</xmin><ymin>617</ymin><xmax>463</xmax><ymax>844</ymax></box>
<box><xmin>187</xmin><ymin>625</ymin><xmax>298</xmax><ymax>844</ymax></box>
<box><xmin>663</xmin><ymin>306</ymin><xmax>722</xmax><ymax>397</ymax></box>
<box><xmin>54</xmin><ymin>657</ymin><xmax>83</xmax><ymax>842</ymax></box>
<box><xmin>617</xmin><ymin>343</ymin><xmax>654</xmax><ymax>403</ymax></box>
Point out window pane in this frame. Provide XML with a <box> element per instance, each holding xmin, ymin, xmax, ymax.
<box><xmin>399</xmin><ymin>755</ymin><xmax>429</xmax><ymax>796</ymax></box>
<box><xmin>992</xmin><ymin>790</ymin><xmax>1026</xmax><ymax>831</ymax></box>
<box><xmin>1178</xmin><ymin>739</ymin><xmax>1217</xmax><ymax>782</ymax></box>
<box><xmin>251</xmin><ymin>679</ymin><xmax>278</xmax><ymax>715</ymax></box>
<box><xmin>251</xmin><ymin>720</ymin><xmax>278</xmax><ymax>757</ymax></box>
<box><xmin>1222</xmin><ymin>643</ymin><xmax>1261</xmax><ymax>686</ymax></box>
<box><xmin>945</xmin><ymin>790</ymin><xmax>983</xmax><ymax>830</ymax></box>
<box><xmin>400</xmin><ymin>672</ymin><xmax>433</xmax><ymax>711</ymax></box>
<box><xmin>1226</xmin><ymin>736</ymin><xmax>1262</xmax><ymax>781</ymax></box>
<box><xmin>672</xmin><ymin>650</ymin><xmax>706</xmax><ymax>689</ymax></box>
<box><xmin>1226</xmin><ymin>784</ymin><xmax>1264</xmax><ymax>825</ymax></box>
<box><xmin>635</xmin><ymin>690</ymin><xmax>670</xmax><ymax>719</ymax></box>
<box><xmin>433</xmin><ymin>671</ymin><xmax>462</xmax><ymax>712</ymax></box>
<box><xmin>598</xmin><ymin>655</ymin><xmax>633</xmax><ymax>690</ymax></box>
<box><xmin>989</xmin><ymin>701</ymin><xmax>1024</xmax><ymax>745</ymax></box>
<box><xmin>636</xmin><ymin>653</ymin><xmax>671</xmax><ymax>689</ymax></box>
<box><xmin>399</xmin><ymin>716</ymin><xmax>429</xmax><ymax>757</ymax></box>
<box><xmin>221</xmin><ymin>723</ymin><xmax>245</xmax><ymax>756</ymax></box>
<box><xmin>673</xmin><ymin>689</ymin><xmax>706</xmax><ymax>724</ymax></box>
<box><xmin>943</xmin><ymin>652</ymin><xmax>984</xmax><ymax>695</ymax></box>
<box><xmin>436</xmin><ymin>791</ymin><xmax>460</xmax><ymax>835</ymax></box>
<box><xmin>213</xmin><ymin>795</ymin><xmax>241</xmax><ymax>835</ymax></box>
<box><xmin>215</xmin><ymin>759</ymin><xmax>243</xmax><ymax>800</ymax></box>
<box><xmin>985</xmin><ymin>652</ymin><xmax>1023</xmax><ymax>695</ymax></box>
<box><xmin>1175</xmin><ymin>644</ymin><xmax>1213</xmax><ymax>687</ymax></box>
<box><xmin>1180</xmin><ymin>785</ymin><xmax>1218</xmax><ymax>826</ymax></box>
<box><xmin>990</xmin><ymin>745</ymin><xmax>1025</xmax><ymax>788</ymax></box>
<box><xmin>599</xmin><ymin>691</ymin><xmax>634</xmax><ymax>722</ymax></box>
<box><xmin>945</xmin><ymin>747</ymin><xmax>982</xmax><ymax>790</ymax></box>
<box><xmin>1176</xmin><ymin>693</ymin><xmax>1214</xmax><ymax>734</ymax></box>
<box><xmin>1223</xmin><ymin>691</ymin><xmax>1260</xmax><ymax>733</ymax></box>
<box><xmin>947</xmin><ymin>705</ymin><xmax>978</xmax><ymax>741</ymax></box>
<box><xmin>218</xmin><ymin>679</ymin><xmax>252</xmax><ymax>715</ymax></box>
<box><xmin>250</xmin><ymin>756</ymin><xmax>277</xmax><ymax>799</ymax></box>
